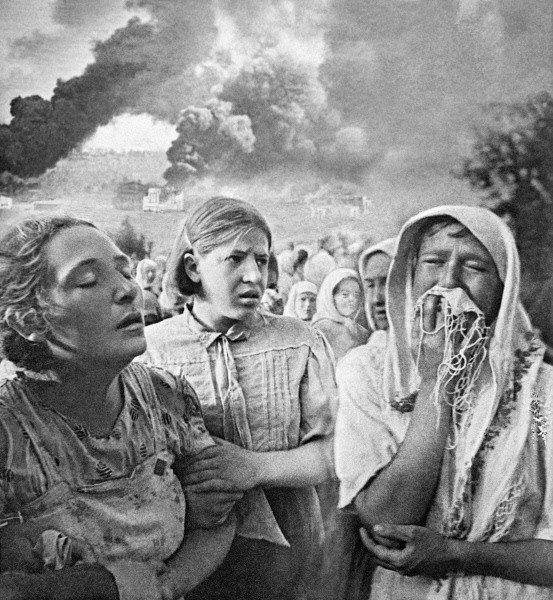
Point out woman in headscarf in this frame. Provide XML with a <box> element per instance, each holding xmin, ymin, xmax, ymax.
<box><xmin>283</xmin><ymin>281</ymin><xmax>318</xmax><ymax>323</ymax></box>
<box><xmin>312</xmin><ymin>268</ymin><xmax>369</xmax><ymax>360</ymax></box>
<box><xmin>135</xmin><ymin>258</ymin><xmax>162</xmax><ymax>326</ymax></box>
<box><xmin>358</xmin><ymin>238</ymin><xmax>396</xmax><ymax>346</ymax></box>
<box><xmin>335</xmin><ymin>205</ymin><xmax>553</xmax><ymax>599</ymax></box>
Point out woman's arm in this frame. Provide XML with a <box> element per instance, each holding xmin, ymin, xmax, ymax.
<box><xmin>183</xmin><ymin>436</ymin><xmax>333</xmax><ymax>492</ymax></box>
<box><xmin>360</xmin><ymin>523</ymin><xmax>553</xmax><ymax>587</ymax></box>
<box><xmin>354</xmin><ymin>297</ymin><xmax>455</xmax><ymax>528</ymax></box>
<box><xmin>160</xmin><ymin>514</ymin><xmax>236</xmax><ymax>599</ymax></box>
<box><xmin>353</xmin><ymin>379</ymin><xmax>450</xmax><ymax>528</ymax></box>
<box><xmin>0</xmin><ymin>565</ymin><xmax>119</xmax><ymax>600</ymax></box>
<box><xmin>0</xmin><ymin>518</ymin><xmax>236</xmax><ymax>600</ymax></box>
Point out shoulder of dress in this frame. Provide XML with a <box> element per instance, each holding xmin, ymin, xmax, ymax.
<box><xmin>254</xmin><ymin>313</ymin><xmax>315</xmax><ymax>344</ymax></box>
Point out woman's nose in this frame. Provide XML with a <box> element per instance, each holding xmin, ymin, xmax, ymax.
<box><xmin>115</xmin><ymin>275</ymin><xmax>140</xmax><ymax>303</ymax></box>
<box><xmin>438</xmin><ymin>259</ymin><xmax>460</xmax><ymax>289</ymax></box>
<box><xmin>242</xmin><ymin>257</ymin><xmax>263</xmax><ymax>283</ymax></box>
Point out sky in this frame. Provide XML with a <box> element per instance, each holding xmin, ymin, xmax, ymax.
<box><xmin>1</xmin><ymin>0</ymin><xmax>551</xmax><ymax>162</ymax></box>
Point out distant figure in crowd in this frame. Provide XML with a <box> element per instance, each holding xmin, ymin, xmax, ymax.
<box><xmin>158</xmin><ymin>272</ymin><xmax>187</xmax><ymax>319</ymax></box>
<box><xmin>323</xmin><ymin>237</ymin><xmax>396</xmax><ymax>599</ymax></box>
<box><xmin>304</xmin><ymin>235</ymin><xmax>338</xmax><ymax>288</ymax></box>
<box><xmin>277</xmin><ymin>243</ymin><xmax>296</xmax><ymax>303</ymax></box>
<box><xmin>0</xmin><ymin>216</ymin><xmax>234</xmax><ymax>600</ymax></box>
<box><xmin>139</xmin><ymin>197</ymin><xmax>336</xmax><ymax>600</ymax></box>
<box><xmin>152</xmin><ymin>254</ymin><xmax>168</xmax><ymax>296</ymax></box>
<box><xmin>284</xmin><ymin>281</ymin><xmax>318</xmax><ymax>323</ymax></box>
<box><xmin>292</xmin><ymin>248</ymin><xmax>309</xmax><ymax>282</ymax></box>
<box><xmin>279</xmin><ymin>248</ymin><xmax>311</xmax><ymax>305</ymax></box>
<box><xmin>312</xmin><ymin>268</ymin><xmax>369</xmax><ymax>360</ymax></box>
<box><xmin>358</xmin><ymin>237</ymin><xmax>396</xmax><ymax>346</ymax></box>
<box><xmin>261</xmin><ymin>252</ymin><xmax>284</xmax><ymax>315</ymax></box>
<box><xmin>135</xmin><ymin>258</ymin><xmax>162</xmax><ymax>326</ymax></box>
<box><xmin>335</xmin><ymin>205</ymin><xmax>553</xmax><ymax>599</ymax></box>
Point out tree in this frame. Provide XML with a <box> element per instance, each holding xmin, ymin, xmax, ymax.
<box><xmin>110</xmin><ymin>216</ymin><xmax>150</xmax><ymax>262</ymax></box>
<box><xmin>458</xmin><ymin>91</ymin><xmax>553</xmax><ymax>347</ymax></box>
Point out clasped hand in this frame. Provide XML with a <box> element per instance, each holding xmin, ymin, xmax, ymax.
<box><xmin>360</xmin><ymin>523</ymin><xmax>458</xmax><ymax>579</ymax></box>
<box><xmin>182</xmin><ymin>438</ymin><xmax>259</xmax><ymax>528</ymax></box>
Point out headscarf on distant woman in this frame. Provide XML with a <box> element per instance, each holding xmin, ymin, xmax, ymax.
<box><xmin>284</xmin><ymin>281</ymin><xmax>318</xmax><ymax>322</ymax></box>
<box><xmin>357</xmin><ymin>237</ymin><xmax>396</xmax><ymax>349</ymax></box>
<box><xmin>135</xmin><ymin>258</ymin><xmax>162</xmax><ymax>326</ymax></box>
<box><xmin>312</xmin><ymin>268</ymin><xmax>368</xmax><ymax>360</ymax></box>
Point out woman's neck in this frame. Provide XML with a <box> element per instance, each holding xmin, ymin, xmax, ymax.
<box><xmin>37</xmin><ymin>362</ymin><xmax>126</xmax><ymax>436</ymax></box>
<box><xmin>191</xmin><ymin>297</ymin><xmax>241</xmax><ymax>333</ymax></box>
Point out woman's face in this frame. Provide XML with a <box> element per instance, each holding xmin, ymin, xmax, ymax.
<box><xmin>42</xmin><ymin>226</ymin><xmax>146</xmax><ymax>368</ymax></box>
<box><xmin>295</xmin><ymin>292</ymin><xmax>317</xmax><ymax>322</ymax></box>
<box><xmin>144</xmin><ymin>266</ymin><xmax>156</xmax><ymax>285</ymax></box>
<box><xmin>362</xmin><ymin>252</ymin><xmax>392</xmax><ymax>330</ymax></box>
<box><xmin>333</xmin><ymin>278</ymin><xmax>361</xmax><ymax>319</ymax></box>
<box><xmin>189</xmin><ymin>228</ymin><xmax>270</xmax><ymax>331</ymax></box>
<box><xmin>412</xmin><ymin>223</ymin><xmax>503</xmax><ymax>324</ymax></box>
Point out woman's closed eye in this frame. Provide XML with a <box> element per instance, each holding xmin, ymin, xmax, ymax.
<box><xmin>77</xmin><ymin>277</ymin><xmax>97</xmax><ymax>288</ymax></box>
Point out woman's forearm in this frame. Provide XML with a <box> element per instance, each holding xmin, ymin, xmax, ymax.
<box><xmin>252</xmin><ymin>438</ymin><xmax>333</xmax><ymax>488</ymax></box>
<box><xmin>450</xmin><ymin>538</ymin><xmax>553</xmax><ymax>587</ymax></box>
<box><xmin>354</xmin><ymin>380</ymin><xmax>450</xmax><ymax>528</ymax></box>
<box><xmin>162</xmin><ymin>514</ymin><xmax>236</xmax><ymax>598</ymax></box>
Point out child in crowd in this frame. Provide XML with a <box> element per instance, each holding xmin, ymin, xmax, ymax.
<box><xmin>138</xmin><ymin>196</ymin><xmax>337</xmax><ymax>600</ymax></box>
<box><xmin>284</xmin><ymin>281</ymin><xmax>318</xmax><ymax>323</ymax></box>
<box><xmin>312</xmin><ymin>268</ymin><xmax>369</xmax><ymax>360</ymax></box>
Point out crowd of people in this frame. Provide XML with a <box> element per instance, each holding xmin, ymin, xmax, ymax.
<box><xmin>0</xmin><ymin>196</ymin><xmax>552</xmax><ymax>600</ymax></box>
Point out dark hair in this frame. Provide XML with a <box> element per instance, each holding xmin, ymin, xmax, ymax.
<box><xmin>0</xmin><ymin>215</ymin><xmax>96</xmax><ymax>371</ymax></box>
<box><xmin>293</xmin><ymin>249</ymin><xmax>308</xmax><ymax>271</ymax></box>
<box><xmin>167</xmin><ymin>196</ymin><xmax>273</xmax><ymax>296</ymax></box>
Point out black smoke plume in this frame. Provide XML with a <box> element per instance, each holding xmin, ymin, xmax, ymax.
<box><xmin>0</xmin><ymin>0</ymin><xmax>216</xmax><ymax>178</ymax></box>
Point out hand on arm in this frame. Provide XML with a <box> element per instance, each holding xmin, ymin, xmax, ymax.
<box><xmin>183</xmin><ymin>436</ymin><xmax>333</xmax><ymax>493</ymax></box>
<box><xmin>360</xmin><ymin>523</ymin><xmax>553</xmax><ymax>587</ymax></box>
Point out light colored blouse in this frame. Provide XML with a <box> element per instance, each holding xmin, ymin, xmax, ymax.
<box><xmin>139</xmin><ymin>306</ymin><xmax>337</xmax><ymax>547</ymax></box>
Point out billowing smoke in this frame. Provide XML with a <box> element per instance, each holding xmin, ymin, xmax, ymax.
<box><xmin>0</xmin><ymin>0</ymin><xmax>217</xmax><ymax>177</ymax></box>
<box><xmin>1</xmin><ymin>0</ymin><xmax>551</xmax><ymax>181</ymax></box>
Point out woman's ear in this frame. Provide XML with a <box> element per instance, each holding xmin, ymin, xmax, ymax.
<box><xmin>182</xmin><ymin>251</ymin><xmax>201</xmax><ymax>284</ymax></box>
<box><xmin>5</xmin><ymin>313</ymin><xmax>47</xmax><ymax>343</ymax></box>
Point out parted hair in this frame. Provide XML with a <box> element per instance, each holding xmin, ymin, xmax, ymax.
<box><xmin>0</xmin><ymin>215</ymin><xmax>96</xmax><ymax>371</ymax></box>
<box><xmin>166</xmin><ymin>196</ymin><xmax>273</xmax><ymax>297</ymax></box>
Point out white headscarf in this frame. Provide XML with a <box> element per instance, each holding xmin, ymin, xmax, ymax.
<box><xmin>312</xmin><ymin>268</ymin><xmax>362</xmax><ymax>333</ymax></box>
<box><xmin>135</xmin><ymin>258</ymin><xmax>157</xmax><ymax>290</ymax></box>
<box><xmin>358</xmin><ymin>237</ymin><xmax>397</xmax><ymax>331</ymax></box>
<box><xmin>384</xmin><ymin>205</ymin><xmax>545</xmax><ymax>542</ymax></box>
<box><xmin>283</xmin><ymin>281</ymin><xmax>318</xmax><ymax>320</ymax></box>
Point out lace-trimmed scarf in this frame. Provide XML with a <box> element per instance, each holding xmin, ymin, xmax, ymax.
<box><xmin>383</xmin><ymin>205</ymin><xmax>545</xmax><ymax>543</ymax></box>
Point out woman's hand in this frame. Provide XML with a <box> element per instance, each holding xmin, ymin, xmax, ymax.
<box><xmin>183</xmin><ymin>438</ymin><xmax>260</xmax><ymax>492</ymax></box>
<box><xmin>412</xmin><ymin>293</ymin><xmax>447</xmax><ymax>385</ymax></box>
<box><xmin>359</xmin><ymin>523</ymin><xmax>458</xmax><ymax>578</ymax></box>
<box><xmin>185</xmin><ymin>488</ymin><xmax>243</xmax><ymax>528</ymax></box>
